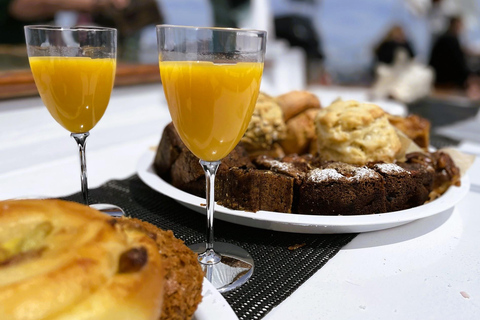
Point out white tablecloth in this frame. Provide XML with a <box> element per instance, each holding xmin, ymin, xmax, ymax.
<box><xmin>1</xmin><ymin>84</ymin><xmax>479</xmax><ymax>320</ymax></box>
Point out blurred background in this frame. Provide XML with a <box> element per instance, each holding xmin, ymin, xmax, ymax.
<box><xmin>2</xmin><ymin>0</ymin><xmax>480</xmax><ymax>103</ymax></box>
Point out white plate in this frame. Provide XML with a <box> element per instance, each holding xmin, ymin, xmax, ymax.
<box><xmin>194</xmin><ymin>278</ymin><xmax>238</xmax><ymax>320</ymax></box>
<box><xmin>137</xmin><ymin>149</ymin><xmax>470</xmax><ymax>234</ymax></box>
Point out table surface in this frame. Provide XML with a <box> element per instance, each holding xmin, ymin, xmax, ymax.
<box><xmin>1</xmin><ymin>84</ymin><xmax>479</xmax><ymax>320</ymax></box>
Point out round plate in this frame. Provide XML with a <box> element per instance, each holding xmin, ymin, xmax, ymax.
<box><xmin>194</xmin><ymin>278</ymin><xmax>237</xmax><ymax>320</ymax></box>
<box><xmin>137</xmin><ymin>149</ymin><xmax>470</xmax><ymax>234</ymax></box>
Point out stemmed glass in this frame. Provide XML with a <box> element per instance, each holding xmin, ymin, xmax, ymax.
<box><xmin>157</xmin><ymin>25</ymin><xmax>266</xmax><ymax>292</ymax></box>
<box><xmin>25</xmin><ymin>26</ymin><xmax>124</xmax><ymax>217</ymax></box>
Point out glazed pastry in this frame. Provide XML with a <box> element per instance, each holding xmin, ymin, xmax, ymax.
<box><xmin>0</xmin><ymin>199</ymin><xmax>203</xmax><ymax>320</ymax></box>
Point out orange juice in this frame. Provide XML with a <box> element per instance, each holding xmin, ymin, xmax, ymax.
<box><xmin>160</xmin><ymin>61</ymin><xmax>263</xmax><ymax>161</ymax></box>
<box><xmin>29</xmin><ymin>57</ymin><xmax>116</xmax><ymax>133</ymax></box>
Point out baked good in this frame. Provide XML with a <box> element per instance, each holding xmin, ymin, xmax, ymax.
<box><xmin>218</xmin><ymin>167</ymin><xmax>294</xmax><ymax>213</ymax></box>
<box><xmin>155</xmin><ymin>122</ymin><xmax>253</xmax><ymax>199</ymax></box>
<box><xmin>114</xmin><ymin>218</ymin><xmax>203</xmax><ymax>320</ymax></box>
<box><xmin>276</xmin><ymin>90</ymin><xmax>321</xmax><ymax>122</ymax></box>
<box><xmin>276</xmin><ymin>91</ymin><xmax>321</xmax><ymax>155</ymax></box>
<box><xmin>281</xmin><ymin>108</ymin><xmax>320</xmax><ymax>155</ymax></box>
<box><xmin>154</xmin><ymin>122</ymin><xmax>187</xmax><ymax>181</ymax></box>
<box><xmin>241</xmin><ymin>92</ymin><xmax>287</xmax><ymax>158</ymax></box>
<box><xmin>154</xmin><ymin>98</ymin><xmax>462</xmax><ymax>216</ymax></box>
<box><xmin>388</xmin><ymin>114</ymin><xmax>431</xmax><ymax>149</ymax></box>
<box><xmin>403</xmin><ymin>151</ymin><xmax>461</xmax><ymax>200</ymax></box>
<box><xmin>315</xmin><ymin>100</ymin><xmax>402</xmax><ymax>165</ymax></box>
<box><xmin>0</xmin><ymin>199</ymin><xmax>203</xmax><ymax>320</ymax></box>
<box><xmin>369</xmin><ymin>163</ymin><xmax>417</xmax><ymax>212</ymax></box>
<box><xmin>297</xmin><ymin>163</ymin><xmax>387</xmax><ymax>215</ymax></box>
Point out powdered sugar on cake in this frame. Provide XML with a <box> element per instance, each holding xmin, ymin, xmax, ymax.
<box><xmin>263</xmin><ymin>158</ymin><xmax>295</xmax><ymax>172</ymax></box>
<box><xmin>308</xmin><ymin>168</ymin><xmax>344</xmax><ymax>182</ymax></box>
<box><xmin>374</xmin><ymin>163</ymin><xmax>407</xmax><ymax>174</ymax></box>
<box><xmin>308</xmin><ymin>167</ymin><xmax>378</xmax><ymax>182</ymax></box>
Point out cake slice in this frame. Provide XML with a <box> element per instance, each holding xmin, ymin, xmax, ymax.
<box><xmin>219</xmin><ymin>168</ymin><xmax>294</xmax><ymax>213</ymax></box>
<box><xmin>297</xmin><ymin>163</ymin><xmax>386</xmax><ymax>215</ymax></box>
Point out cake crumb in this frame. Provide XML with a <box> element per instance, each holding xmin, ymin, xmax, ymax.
<box><xmin>288</xmin><ymin>243</ymin><xmax>306</xmax><ymax>250</ymax></box>
<box><xmin>460</xmin><ymin>291</ymin><xmax>470</xmax><ymax>299</ymax></box>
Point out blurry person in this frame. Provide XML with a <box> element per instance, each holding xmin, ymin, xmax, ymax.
<box><xmin>210</xmin><ymin>0</ymin><xmax>249</xmax><ymax>28</ymax></box>
<box><xmin>274</xmin><ymin>3</ymin><xmax>325</xmax><ymax>84</ymax></box>
<box><xmin>429</xmin><ymin>16</ymin><xmax>469</xmax><ymax>88</ymax></box>
<box><xmin>0</xmin><ymin>0</ymin><xmax>129</xmax><ymax>44</ymax></box>
<box><xmin>374</xmin><ymin>25</ymin><xmax>415</xmax><ymax>66</ymax></box>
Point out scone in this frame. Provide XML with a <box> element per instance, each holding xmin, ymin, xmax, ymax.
<box><xmin>315</xmin><ymin>100</ymin><xmax>401</xmax><ymax>165</ymax></box>
<box><xmin>0</xmin><ymin>199</ymin><xmax>203</xmax><ymax>320</ymax></box>
<box><xmin>241</xmin><ymin>92</ymin><xmax>287</xmax><ymax>158</ymax></box>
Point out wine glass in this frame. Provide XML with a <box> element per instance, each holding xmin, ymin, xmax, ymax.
<box><xmin>157</xmin><ymin>25</ymin><xmax>266</xmax><ymax>292</ymax></box>
<box><xmin>25</xmin><ymin>26</ymin><xmax>124</xmax><ymax>217</ymax></box>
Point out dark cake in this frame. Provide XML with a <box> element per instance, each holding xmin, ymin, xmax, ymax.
<box><xmin>153</xmin><ymin>122</ymin><xmax>461</xmax><ymax>216</ymax></box>
<box><xmin>154</xmin><ymin>122</ymin><xmax>187</xmax><ymax>180</ymax></box>
<box><xmin>297</xmin><ymin>163</ymin><xmax>386</xmax><ymax>215</ymax></box>
<box><xmin>369</xmin><ymin>163</ymin><xmax>416</xmax><ymax>212</ymax></box>
<box><xmin>155</xmin><ymin>122</ymin><xmax>253</xmax><ymax>200</ymax></box>
<box><xmin>219</xmin><ymin>168</ymin><xmax>294</xmax><ymax>213</ymax></box>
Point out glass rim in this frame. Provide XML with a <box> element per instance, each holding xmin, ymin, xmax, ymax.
<box><xmin>24</xmin><ymin>25</ymin><xmax>117</xmax><ymax>32</ymax></box>
<box><xmin>156</xmin><ymin>24</ymin><xmax>267</xmax><ymax>35</ymax></box>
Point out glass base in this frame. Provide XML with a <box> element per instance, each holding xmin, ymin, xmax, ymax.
<box><xmin>90</xmin><ymin>203</ymin><xmax>124</xmax><ymax>217</ymax></box>
<box><xmin>189</xmin><ymin>242</ymin><xmax>254</xmax><ymax>293</ymax></box>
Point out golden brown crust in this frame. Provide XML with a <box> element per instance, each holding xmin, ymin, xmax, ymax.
<box><xmin>0</xmin><ymin>199</ymin><xmax>165</xmax><ymax>320</ymax></box>
<box><xmin>116</xmin><ymin>218</ymin><xmax>203</xmax><ymax>320</ymax></box>
<box><xmin>388</xmin><ymin>114</ymin><xmax>431</xmax><ymax>149</ymax></box>
<box><xmin>276</xmin><ymin>90</ymin><xmax>321</xmax><ymax>122</ymax></box>
<box><xmin>280</xmin><ymin>108</ymin><xmax>319</xmax><ymax>155</ymax></box>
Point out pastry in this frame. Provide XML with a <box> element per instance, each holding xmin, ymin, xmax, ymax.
<box><xmin>276</xmin><ymin>91</ymin><xmax>321</xmax><ymax>155</ymax></box>
<box><xmin>0</xmin><ymin>199</ymin><xmax>203</xmax><ymax>320</ymax></box>
<box><xmin>315</xmin><ymin>100</ymin><xmax>402</xmax><ymax>165</ymax></box>
<box><xmin>240</xmin><ymin>92</ymin><xmax>286</xmax><ymax>158</ymax></box>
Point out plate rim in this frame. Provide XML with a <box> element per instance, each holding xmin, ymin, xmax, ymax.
<box><xmin>137</xmin><ymin>149</ymin><xmax>470</xmax><ymax>234</ymax></box>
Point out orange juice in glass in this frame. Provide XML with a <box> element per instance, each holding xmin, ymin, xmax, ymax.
<box><xmin>157</xmin><ymin>25</ymin><xmax>266</xmax><ymax>292</ymax></box>
<box><xmin>29</xmin><ymin>57</ymin><xmax>116</xmax><ymax>133</ymax></box>
<box><xmin>160</xmin><ymin>61</ymin><xmax>263</xmax><ymax>161</ymax></box>
<box><xmin>25</xmin><ymin>26</ymin><xmax>123</xmax><ymax>217</ymax></box>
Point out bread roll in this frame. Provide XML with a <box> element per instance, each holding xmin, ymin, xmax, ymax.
<box><xmin>276</xmin><ymin>90</ymin><xmax>321</xmax><ymax>122</ymax></box>
<box><xmin>276</xmin><ymin>91</ymin><xmax>321</xmax><ymax>155</ymax></box>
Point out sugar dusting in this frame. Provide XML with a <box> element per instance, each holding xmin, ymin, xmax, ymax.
<box><xmin>263</xmin><ymin>159</ymin><xmax>295</xmax><ymax>172</ymax></box>
<box><xmin>374</xmin><ymin>163</ymin><xmax>407</xmax><ymax>174</ymax></box>
<box><xmin>309</xmin><ymin>168</ymin><xmax>344</xmax><ymax>182</ymax></box>
<box><xmin>309</xmin><ymin>167</ymin><xmax>378</xmax><ymax>182</ymax></box>
<box><xmin>354</xmin><ymin>167</ymin><xmax>378</xmax><ymax>179</ymax></box>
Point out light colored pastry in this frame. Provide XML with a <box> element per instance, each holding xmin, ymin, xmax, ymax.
<box><xmin>315</xmin><ymin>100</ymin><xmax>402</xmax><ymax>165</ymax></box>
<box><xmin>241</xmin><ymin>92</ymin><xmax>287</xmax><ymax>155</ymax></box>
<box><xmin>0</xmin><ymin>199</ymin><xmax>203</xmax><ymax>320</ymax></box>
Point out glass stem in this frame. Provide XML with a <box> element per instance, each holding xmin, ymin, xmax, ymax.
<box><xmin>71</xmin><ymin>132</ymin><xmax>90</xmax><ymax>205</ymax></box>
<box><xmin>199</xmin><ymin>160</ymin><xmax>221</xmax><ymax>264</ymax></box>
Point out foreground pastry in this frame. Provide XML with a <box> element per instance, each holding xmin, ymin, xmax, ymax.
<box><xmin>0</xmin><ymin>199</ymin><xmax>203</xmax><ymax>320</ymax></box>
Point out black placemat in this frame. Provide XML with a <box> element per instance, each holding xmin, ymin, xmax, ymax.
<box><xmin>64</xmin><ymin>176</ymin><xmax>356</xmax><ymax>319</ymax></box>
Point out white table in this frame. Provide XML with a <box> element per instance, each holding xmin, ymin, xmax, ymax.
<box><xmin>1</xmin><ymin>84</ymin><xmax>479</xmax><ymax>320</ymax></box>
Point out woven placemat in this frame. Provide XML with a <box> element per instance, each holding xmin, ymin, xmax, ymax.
<box><xmin>64</xmin><ymin>175</ymin><xmax>356</xmax><ymax>319</ymax></box>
